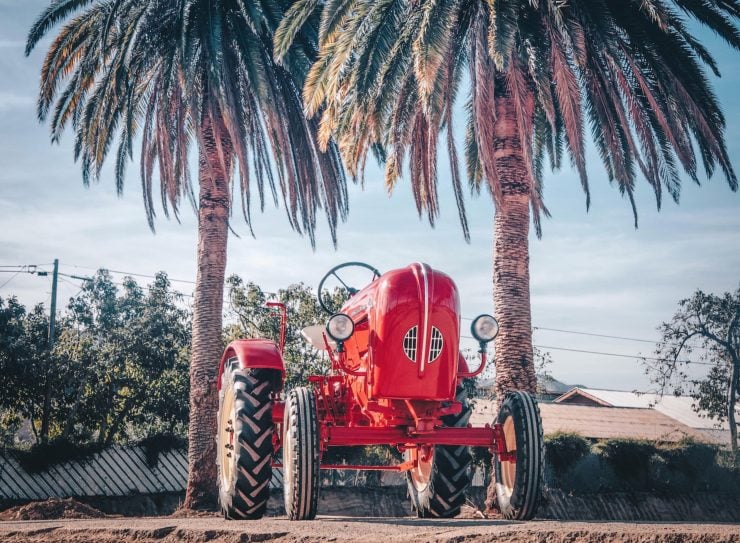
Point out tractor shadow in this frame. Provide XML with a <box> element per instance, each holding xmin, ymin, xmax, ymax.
<box><xmin>319</xmin><ymin>516</ymin><xmax>520</xmax><ymax>528</ymax></box>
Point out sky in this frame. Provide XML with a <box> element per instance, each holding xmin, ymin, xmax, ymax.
<box><xmin>1</xmin><ymin>1</ymin><xmax>739</xmax><ymax>392</ymax></box>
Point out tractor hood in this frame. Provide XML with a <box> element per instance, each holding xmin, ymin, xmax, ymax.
<box><xmin>351</xmin><ymin>263</ymin><xmax>460</xmax><ymax>401</ymax></box>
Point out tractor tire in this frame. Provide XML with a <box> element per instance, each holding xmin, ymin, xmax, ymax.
<box><xmin>493</xmin><ymin>390</ymin><xmax>544</xmax><ymax>520</ymax></box>
<box><xmin>283</xmin><ymin>387</ymin><xmax>321</xmax><ymax>520</ymax></box>
<box><xmin>217</xmin><ymin>367</ymin><xmax>276</xmax><ymax>520</ymax></box>
<box><xmin>406</xmin><ymin>386</ymin><xmax>473</xmax><ymax>518</ymax></box>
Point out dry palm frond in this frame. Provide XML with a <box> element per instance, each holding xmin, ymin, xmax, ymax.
<box><xmin>276</xmin><ymin>0</ymin><xmax>738</xmax><ymax>238</ymax></box>
<box><xmin>28</xmin><ymin>0</ymin><xmax>347</xmax><ymax>246</ymax></box>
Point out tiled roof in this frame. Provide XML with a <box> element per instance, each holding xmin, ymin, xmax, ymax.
<box><xmin>554</xmin><ymin>388</ymin><xmax>737</xmax><ymax>431</ymax></box>
<box><xmin>471</xmin><ymin>399</ymin><xmax>721</xmax><ymax>443</ymax></box>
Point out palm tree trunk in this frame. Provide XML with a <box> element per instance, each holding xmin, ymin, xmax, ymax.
<box><xmin>491</xmin><ymin>75</ymin><xmax>537</xmax><ymax>403</ymax></box>
<box><xmin>485</xmin><ymin>73</ymin><xmax>538</xmax><ymax>514</ymax></box>
<box><xmin>184</xmin><ymin>113</ymin><xmax>233</xmax><ymax>510</ymax></box>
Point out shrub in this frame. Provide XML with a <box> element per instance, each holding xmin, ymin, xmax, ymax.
<box><xmin>12</xmin><ymin>439</ymin><xmax>101</xmax><ymax>473</ymax></box>
<box><xmin>658</xmin><ymin>438</ymin><xmax>717</xmax><ymax>477</ymax></box>
<box><xmin>545</xmin><ymin>432</ymin><xmax>591</xmax><ymax>475</ymax></box>
<box><xmin>540</xmin><ymin>435</ymin><xmax>739</xmax><ymax>494</ymax></box>
<box><xmin>595</xmin><ymin>438</ymin><xmax>657</xmax><ymax>482</ymax></box>
<box><xmin>716</xmin><ymin>448</ymin><xmax>740</xmax><ymax>470</ymax></box>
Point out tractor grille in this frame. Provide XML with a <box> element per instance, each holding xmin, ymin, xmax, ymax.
<box><xmin>403</xmin><ymin>326</ymin><xmax>444</xmax><ymax>362</ymax></box>
<box><xmin>403</xmin><ymin>326</ymin><xmax>418</xmax><ymax>361</ymax></box>
<box><xmin>429</xmin><ymin>327</ymin><xmax>443</xmax><ymax>362</ymax></box>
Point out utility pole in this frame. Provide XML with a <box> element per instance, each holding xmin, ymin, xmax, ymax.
<box><xmin>48</xmin><ymin>258</ymin><xmax>59</xmax><ymax>348</ymax></box>
<box><xmin>40</xmin><ymin>258</ymin><xmax>58</xmax><ymax>443</ymax></box>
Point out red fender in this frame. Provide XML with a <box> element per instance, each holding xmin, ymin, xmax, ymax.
<box><xmin>457</xmin><ymin>352</ymin><xmax>470</xmax><ymax>375</ymax></box>
<box><xmin>218</xmin><ymin>339</ymin><xmax>286</xmax><ymax>391</ymax></box>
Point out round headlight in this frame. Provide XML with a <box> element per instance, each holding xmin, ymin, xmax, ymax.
<box><xmin>471</xmin><ymin>314</ymin><xmax>499</xmax><ymax>343</ymax></box>
<box><xmin>326</xmin><ymin>313</ymin><xmax>354</xmax><ymax>341</ymax></box>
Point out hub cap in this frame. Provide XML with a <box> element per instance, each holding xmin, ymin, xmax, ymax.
<box><xmin>499</xmin><ymin>416</ymin><xmax>517</xmax><ymax>498</ymax></box>
<box><xmin>283</xmin><ymin>414</ymin><xmax>294</xmax><ymax>492</ymax></box>
<box><xmin>408</xmin><ymin>445</ymin><xmax>434</xmax><ymax>492</ymax></box>
<box><xmin>218</xmin><ymin>384</ymin><xmax>236</xmax><ymax>489</ymax></box>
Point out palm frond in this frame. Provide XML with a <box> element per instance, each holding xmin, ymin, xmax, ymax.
<box><xmin>28</xmin><ymin>0</ymin><xmax>348</xmax><ymax>242</ymax></box>
<box><xmin>271</xmin><ymin>0</ymin><xmax>738</xmax><ymax>238</ymax></box>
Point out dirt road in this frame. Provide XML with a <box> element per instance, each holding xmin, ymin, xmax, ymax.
<box><xmin>1</xmin><ymin>516</ymin><xmax>739</xmax><ymax>543</ymax></box>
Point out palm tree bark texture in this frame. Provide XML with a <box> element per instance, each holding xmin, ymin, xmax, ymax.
<box><xmin>184</xmin><ymin>112</ymin><xmax>233</xmax><ymax>509</ymax></box>
<box><xmin>491</xmin><ymin>74</ymin><xmax>537</xmax><ymax>401</ymax></box>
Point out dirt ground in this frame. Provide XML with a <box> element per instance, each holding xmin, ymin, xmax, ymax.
<box><xmin>0</xmin><ymin>516</ymin><xmax>739</xmax><ymax>543</ymax></box>
<box><xmin>0</xmin><ymin>499</ymin><xmax>107</xmax><ymax>521</ymax></box>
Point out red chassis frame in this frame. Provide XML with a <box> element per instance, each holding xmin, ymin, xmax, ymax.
<box><xmin>260</xmin><ymin>305</ymin><xmax>515</xmax><ymax>472</ymax></box>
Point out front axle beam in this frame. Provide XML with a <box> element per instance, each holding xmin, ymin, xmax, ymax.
<box><xmin>323</xmin><ymin>425</ymin><xmax>496</xmax><ymax>447</ymax></box>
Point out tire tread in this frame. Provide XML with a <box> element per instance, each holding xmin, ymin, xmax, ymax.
<box><xmin>218</xmin><ymin>368</ymin><xmax>275</xmax><ymax>520</ymax></box>
<box><xmin>407</xmin><ymin>386</ymin><xmax>473</xmax><ymax>518</ymax></box>
<box><xmin>494</xmin><ymin>390</ymin><xmax>544</xmax><ymax>520</ymax></box>
<box><xmin>284</xmin><ymin>387</ymin><xmax>320</xmax><ymax>520</ymax></box>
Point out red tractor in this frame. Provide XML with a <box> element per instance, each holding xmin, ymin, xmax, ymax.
<box><xmin>216</xmin><ymin>262</ymin><xmax>544</xmax><ymax>521</ymax></box>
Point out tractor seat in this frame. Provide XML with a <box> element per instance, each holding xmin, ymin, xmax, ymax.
<box><xmin>300</xmin><ymin>325</ymin><xmax>336</xmax><ymax>351</ymax></box>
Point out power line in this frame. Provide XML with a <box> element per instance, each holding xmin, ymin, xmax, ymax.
<box><xmin>63</xmin><ymin>263</ymin><xmax>196</xmax><ymax>285</ymax></box>
<box><xmin>0</xmin><ymin>269</ymin><xmax>24</xmax><ymax>290</ymax></box>
<box><xmin>1</xmin><ymin>262</ymin><xmax>728</xmax><ymax>366</ymax></box>
<box><xmin>54</xmin><ymin>270</ymin><xmax>197</xmax><ymax>299</ymax></box>
<box><xmin>57</xmin><ymin>276</ymin><xmax>87</xmax><ymax>299</ymax></box>
<box><xmin>0</xmin><ymin>263</ymin><xmax>52</xmax><ymax>268</ymax></box>
<box><xmin>533</xmin><ymin>326</ymin><xmax>658</xmax><ymax>344</ymax></box>
<box><xmin>462</xmin><ymin>333</ymin><xmax>715</xmax><ymax>368</ymax></box>
<box><xmin>465</xmin><ymin>318</ymin><xmax>660</xmax><ymax>345</ymax></box>
<box><xmin>464</xmin><ymin>317</ymin><xmax>663</xmax><ymax>344</ymax></box>
<box><xmin>533</xmin><ymin>344</ymin><xmax>715</xmax><ymax>366</ymax></box>
<box><xmin>533</xmin><ymin>326</ymin><xmax>712</xmax><ymax>354</ymax></box>
<box><xmin>466</xmin><ymin>321</ymin><xmax>712</xmax><ymax>353</ymax></box>
<box><xmin>109</xmin><ymin>279</ymin><xmax>195</xmax><ymax>299</ymax></box>
<box><xmin>1</xmin><ymin>263</ymin><xmax>198</xmax><ymax>306</ymax></box>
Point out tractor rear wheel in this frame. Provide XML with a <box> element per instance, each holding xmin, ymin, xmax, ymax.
<box><xmin>493</xmin><ymin>390</ymin><xmax>544</xmax><ymax>520</ymax></box>
<box><xmin>217</xmin><ymin>367</ymin><xmax>276</xmax><ymax>520</ymax></box>
<box><xmin>283</xmin><ymin>387</ymin><xmax>321</xmax><ymax>520</ymax></box>
<box><xmin>406</xmin><ymin>386</ymin><xmax>472</xmax><ymax>518</ymax></box>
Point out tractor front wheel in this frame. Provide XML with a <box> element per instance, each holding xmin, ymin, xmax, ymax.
<box><xmin>406</xmin><ymin>386</ymin><xmax>473</xmax><ymax>518</ymax></box>
<box><xmin>217</xmin><ymin>367</ymin><xmax>276</xmax><ymax>520</ymax></box>
<box><xmin>493</xmin><ymin>390</ymin><xmax>544</xmax><ymax>520</ymax></box>
<box><xmin>283</xmin><ymin>387</ymin><xmax>321</xmax><ymax>520</ymax></box>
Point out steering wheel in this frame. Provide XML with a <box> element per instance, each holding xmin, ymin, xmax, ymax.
<box><xmin>317</xmin><ymin>261</ymin><xmax>381</xmax><ymax>314</ymax></box>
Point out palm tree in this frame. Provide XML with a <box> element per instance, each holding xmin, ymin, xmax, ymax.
<box><xmin>27</xmin><ymin>0</ymin><xmax>346</xmax><ymax>509</ymax></box>
<box><xmin>276</xmin><ymin>0</ymin><xmax>738</xmax><ymax>404</ymax></box>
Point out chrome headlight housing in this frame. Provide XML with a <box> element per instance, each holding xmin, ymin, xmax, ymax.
<box><xmin>471</xmin><ymin>314</ymin><xmax>499</xmax><ymax>343</ymax></box>
<box><xmin>326</xmin><ymin>313</ymin><xmax>354</xmax><ymax>342</ymax></box>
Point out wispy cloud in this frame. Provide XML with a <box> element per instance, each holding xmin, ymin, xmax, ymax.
<box><xmin>0</xmin><ymin>92</ymin><xmax>33</xmax><ymax>110</ymax></box>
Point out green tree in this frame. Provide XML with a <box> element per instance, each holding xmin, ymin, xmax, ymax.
<box><xmin>0</xmin><ymin>297</ymin><xmax>69</xmax><ymax>444</ymax></box>
<box><xmin>55</xmin><ymin>271</ymin><xmax>190</xmax><ymax>445</ymax></box>
<box><xmin>276</xmin><ymin>0</ymin><xmax>739</xmax><ymax>407</ymax></box>
<box><xmin>225</xmin><ymin>277</ymin><xmax>339</xmax><ymax>389</ymax></box>
<box><xmin>0</xmin><ymin>297</ymin><xmax>31</xmax><ymax>436</ymax></box>
<box><xmin>644</xmin><ymin>288</ymin><xmax>739</xmax><ymax>453</ymax></box>
<box><xmin>27</xmin><ymin>0</ymin><xmax>347</xmax><ymax>509</ymax></box>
